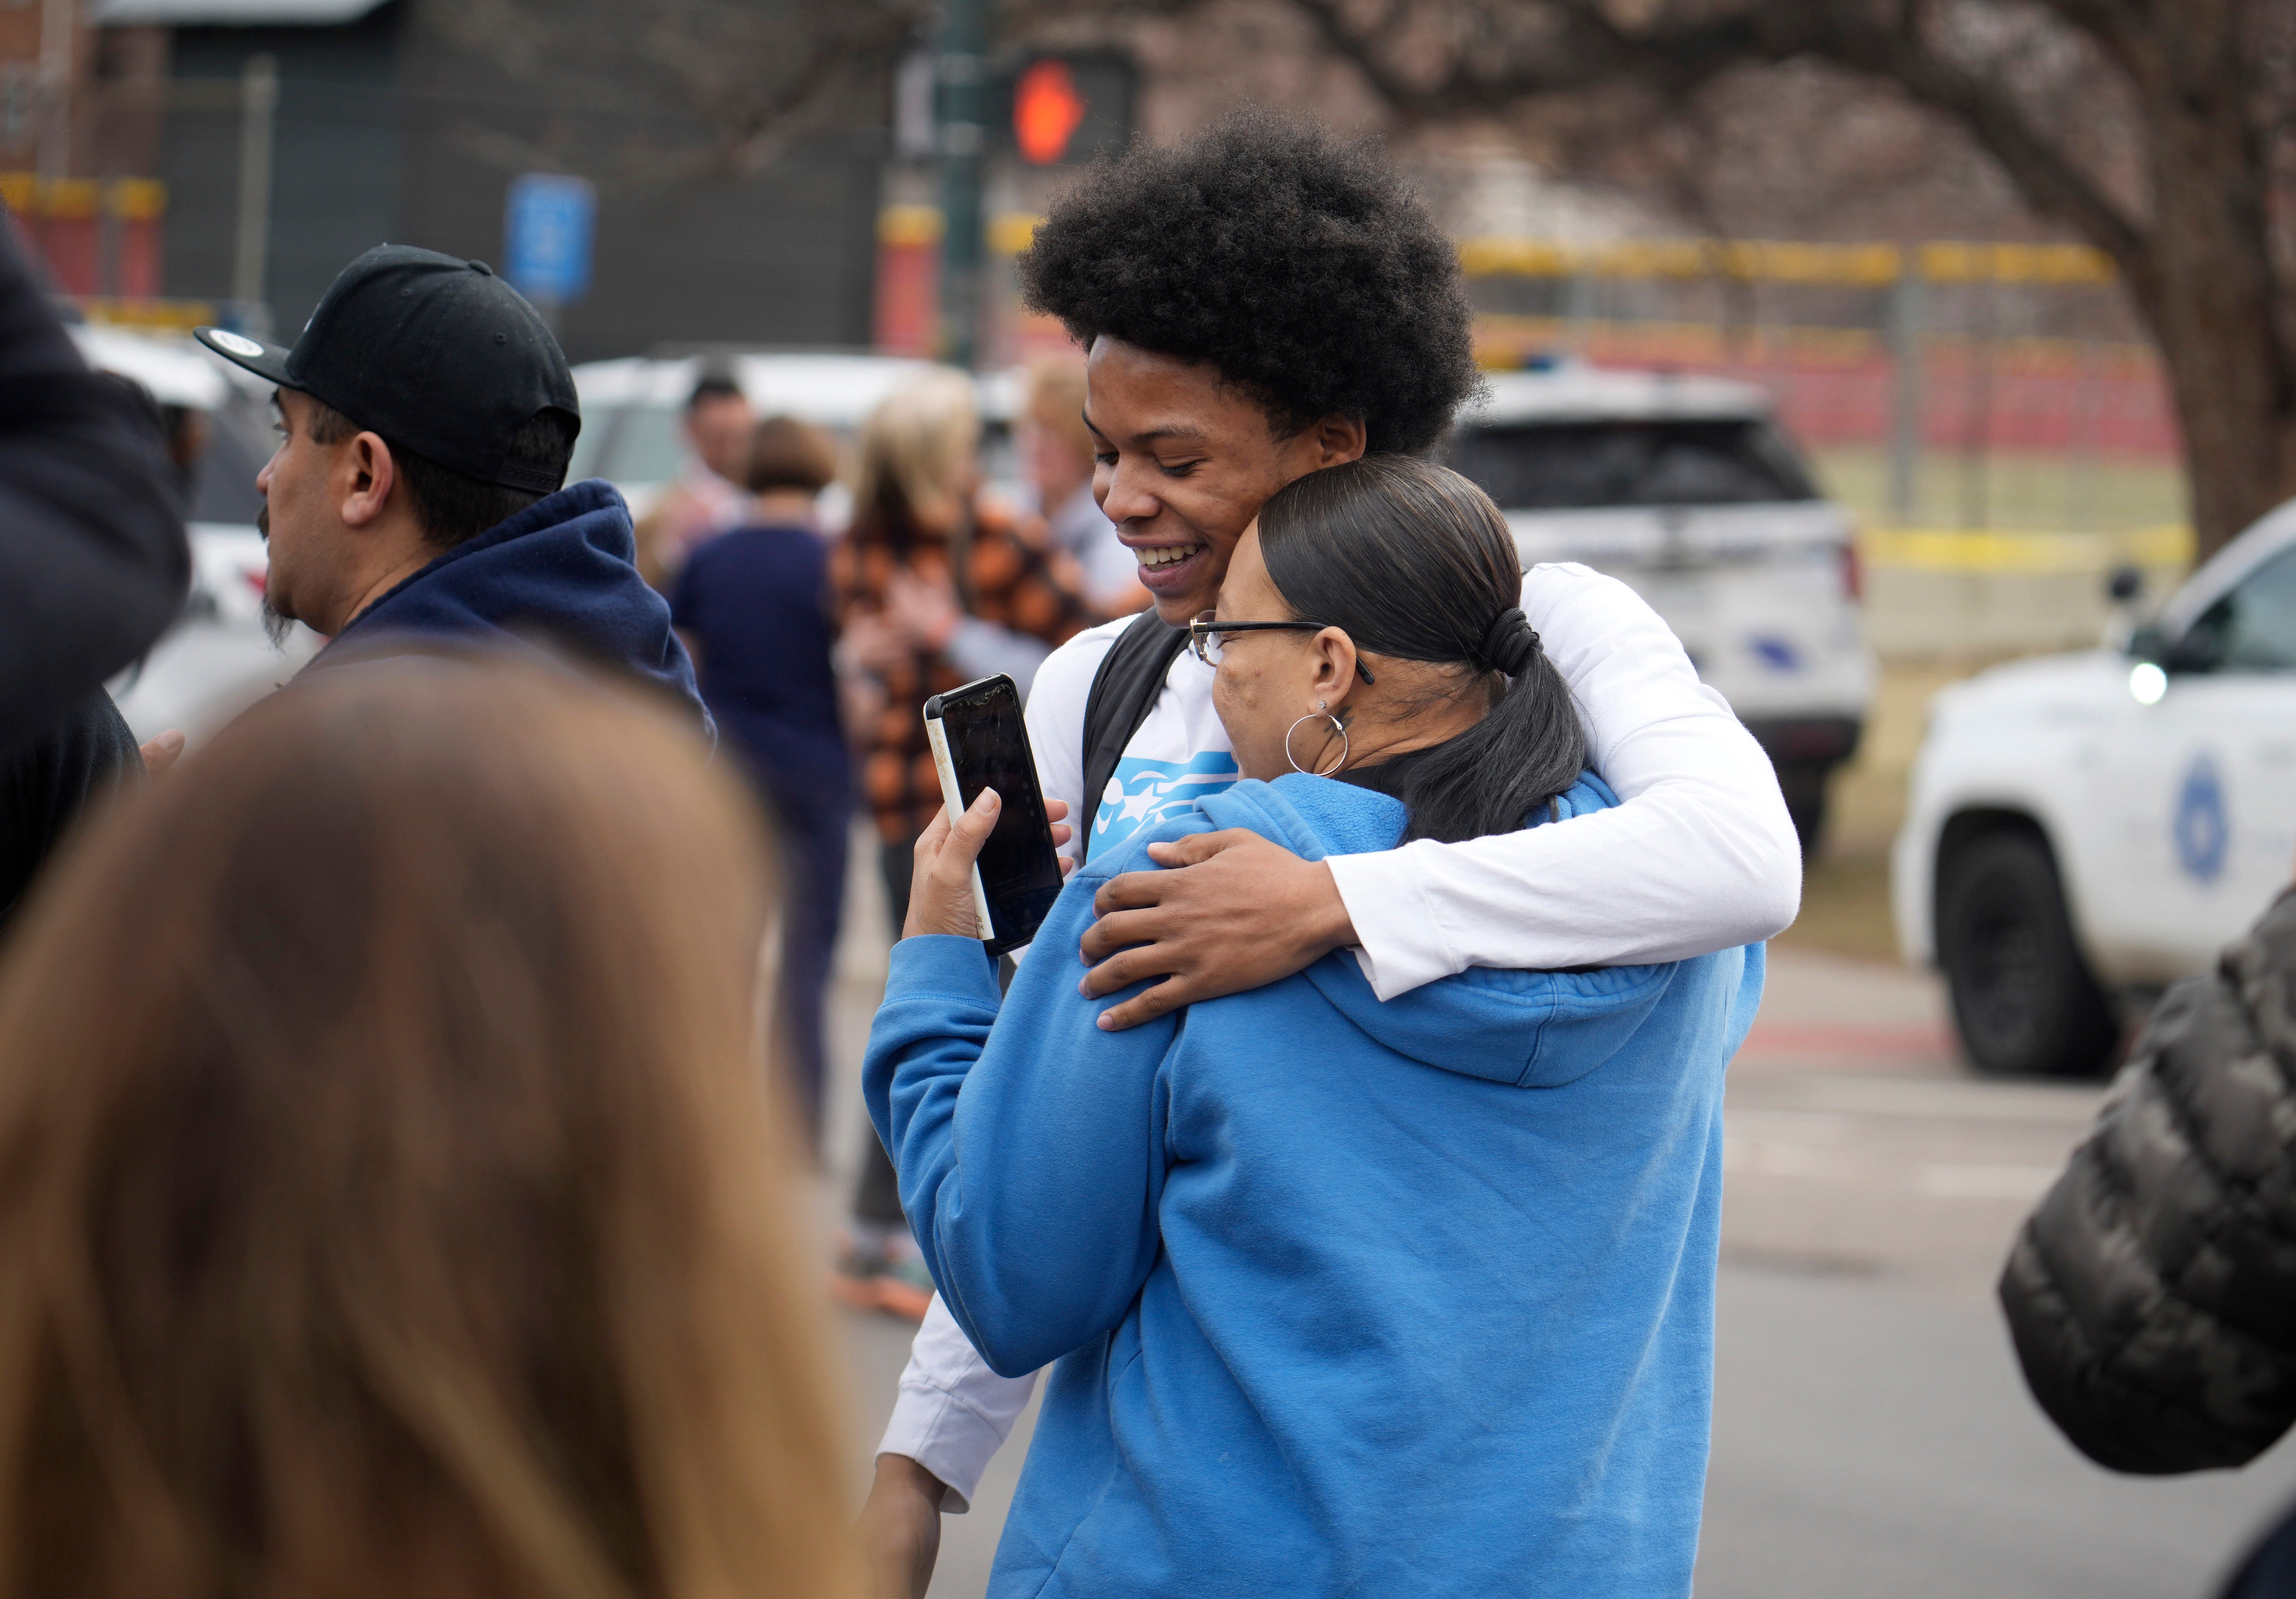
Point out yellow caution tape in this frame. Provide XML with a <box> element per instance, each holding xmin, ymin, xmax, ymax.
<box><xmin>912</xmin><ymin>215</ymin><xmax>2116</xmax><ymax>289</ymax></box>
<box><xmin>1860</xmin><ymin>524</ymin><xmax>2191</xmax><ymax>573</ymax></box>
<box><xmin>876</xmin><ymin>204</ymin><xmax>946</xmax><ymax>248</ymax></box>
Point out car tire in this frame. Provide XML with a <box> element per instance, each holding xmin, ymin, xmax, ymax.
<box><xmin>1773</xmin><ymin>760</ymin><xmax>1830</xmax><ymax>856</ymax></box>
<box><xmin>1936</xmin><ymin>829</ymin><xmax>2119</xmax><ymax>1078</ymax></box>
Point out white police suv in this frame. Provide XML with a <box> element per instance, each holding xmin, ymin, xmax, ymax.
<box><xmin>1447</xmin><ymin>363</ymin><xmax>1873</xmax><ymax>849</ymax></box>
<box><xmin>1893</xmin><ymin>502</ymin><xmax>2296</xmax><ymax>1075</ymax></box>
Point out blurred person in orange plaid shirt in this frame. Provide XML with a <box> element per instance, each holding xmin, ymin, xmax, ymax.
<box><xmin>829</xmin><ymin>366</ymin><xmax>1098</xmax><ymax>1316</ymax></box>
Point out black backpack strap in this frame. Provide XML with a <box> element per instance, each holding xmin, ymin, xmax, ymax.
<box><xmin>1079</xmin><ymin>609</ymin><xmax>1192</xmax><ymax>864</ymax></box>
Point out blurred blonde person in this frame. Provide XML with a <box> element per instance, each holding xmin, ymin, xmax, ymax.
<box><xmin>827</xmin><ymin>366</ymin><xmax>1096</xmax><ymax>1317</ymax></box>
<box><xmin>1021</xmin><ymin>354</ymin><xmax>1148</xmax><ymax>615</ymax></box>
<box><xmin>0</xmin><ymin>656</ymin><xmax>859</xmax><ymax>1599</ymax></box>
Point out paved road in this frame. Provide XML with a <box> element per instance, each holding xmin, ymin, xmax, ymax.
<box><xmin>820</xmin><ymin>894</ymin><xmax>2296</xmax><ymax>1596</ymax></box>
<box><xmin>1704</xmin><ymin>946</ymin><xmax>2296</xmax><ymax>1598</ymax></box>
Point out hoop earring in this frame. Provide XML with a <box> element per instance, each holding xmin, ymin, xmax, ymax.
<box><xmin>1285</xmin><ymin>712</ymin><xmax>1349</xmax><ymax>777</ymax></box>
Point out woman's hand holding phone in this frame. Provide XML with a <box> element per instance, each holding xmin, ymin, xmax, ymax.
<box><xmin>904</xmin><ymin>797</ymin><xmax>1074</xmax><ymax>942</ymax></box>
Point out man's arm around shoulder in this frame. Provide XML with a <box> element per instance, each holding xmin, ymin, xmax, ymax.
<box><xmin>1076</xmin><ymin>563</ymin><xmax>1798</xmax><ymax>1022</ymax></box>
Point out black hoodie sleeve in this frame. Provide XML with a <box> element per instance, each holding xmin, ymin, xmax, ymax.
<box><xmin>0</xmin><ymin>688</ymin><xmax>144</xmax><ymax>925</ymax></box>
<box><xmin>0</xmin><ymin>221</ymin><xmax>189</xmax><ymax>757</ymax></box>
<box><xmin>2001</xmin><ymin>888</ymin><xmax>2296</xmax><ymax>1473</ymax></box>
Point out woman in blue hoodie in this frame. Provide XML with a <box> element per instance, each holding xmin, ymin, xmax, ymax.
<box><xmin>866</xmin><ymin>456</ymin><xmax>1763</xmax><ymax>1599</ymax></box>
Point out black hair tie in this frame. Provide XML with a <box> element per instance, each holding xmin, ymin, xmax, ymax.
<box><xmin>1476</xmin><ymin>606</ymin><xmax>1540</xmax><ymax>677</ymax></box>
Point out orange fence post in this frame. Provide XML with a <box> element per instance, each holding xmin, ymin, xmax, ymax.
<box><xmin>110</xmin><ymin>177</ymin><xmax>166</xmax><ymax>301</ymax></box>
<box><xmin>874</xmin><ymin>204</ymin><xmax>943</xmax><ymax>358</ymax></box>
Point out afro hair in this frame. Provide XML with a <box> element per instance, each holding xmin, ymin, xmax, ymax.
<box><xmin>1015</xmin><ymin>108</ymin><xmax>1483</xmax><ymax>456</ymax></box>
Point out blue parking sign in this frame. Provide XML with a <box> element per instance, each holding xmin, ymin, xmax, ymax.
<box><xmin>504</xmin><ymin>174</ymin><xmax>596</xmax><ymax>306</ymax></box>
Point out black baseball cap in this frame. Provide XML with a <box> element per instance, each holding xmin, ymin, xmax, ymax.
<box><xmin>195</xmin><ymin>244</ymin><xmax>581</xmax><ymax>494</ymax></box>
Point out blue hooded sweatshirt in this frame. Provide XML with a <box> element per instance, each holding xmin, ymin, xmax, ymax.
<box><xmin>315</xmin><ymin>479</ymin><xmax>707</xmax><ymax>732</ymax></box>
<box><xmin>866</xmin><ymin>771</ymin><xmax>1762</xmax><ymax>1599</ymax></box>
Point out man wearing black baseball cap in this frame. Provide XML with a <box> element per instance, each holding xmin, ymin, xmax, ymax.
<box><xmin>196</xmin><ymin>244</ymin><xmax>704</xmax><ymax>726</ymax></box>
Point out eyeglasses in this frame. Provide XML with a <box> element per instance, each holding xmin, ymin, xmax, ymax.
<box><xmin>1188</xmin><ymin>612</ymin><xmax>1375</xmax><ymax>683</ymax></box>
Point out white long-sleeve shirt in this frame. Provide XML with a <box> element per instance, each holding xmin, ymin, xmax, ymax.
<box><xmin>875</xmin><ymin>561</ymin><xmax>1800</xmax><ymax>1509</ymax></box>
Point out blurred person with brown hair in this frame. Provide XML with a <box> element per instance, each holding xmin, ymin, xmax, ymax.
<box><xmin>671</xmin><ymin>413</ymin><xmax>850</xmax><ymax>1144</ymax></box>
<box><xmin>829</xmin><ymin>366</ymin><xmax>1098</xmax><ymax>1317</ymax></box>
<box><xmin>637</xmin><ymin>367</ymin><xmax>756</xmax><ymax>589</ymax></box>
<box><xmin>0</xmin><ymin>654</ymin><xmax>859</xmax><ymax>1599</ymax></box>
<box><xmin>1021</xmin><ymin>355</ymin><xmax>1148</xmax><ymax>616</ymax></box>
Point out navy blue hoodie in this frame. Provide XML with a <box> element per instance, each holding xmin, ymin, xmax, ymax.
<box><xmin>317</xmin><ymin>479</ymin><xmax>708</xmax><ymax>733</ymax></box>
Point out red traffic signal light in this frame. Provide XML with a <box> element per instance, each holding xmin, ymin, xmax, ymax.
<box><xmin>1014</xmin><ymin>58</ymin><xmax>1087</xmax><ymax>166</ymax></box>
<box><xmin>1003</xmin><ymin>51</ymin><xmax>1135</xmax><ymax>167</ymax></box>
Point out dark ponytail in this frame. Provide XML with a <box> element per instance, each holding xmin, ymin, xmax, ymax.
<box><xmin>1256</xmin><ymin>455</ymin><xmax>1586</xmax><ymax>844</ymax></box>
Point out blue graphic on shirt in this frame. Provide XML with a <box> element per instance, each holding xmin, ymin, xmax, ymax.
<box><xmin>1091</xmin><ymin>751</ymin><xmax>1240</xmax><ymax>862</ymax></box>
<box><xmin>2175</xmin><ymin>753</ymin><xmax>2229</xmax><ymax>885</ymax></box>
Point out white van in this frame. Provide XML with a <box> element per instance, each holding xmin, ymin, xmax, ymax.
<box><xmin>1446</xmin><ymin>364</ymin><xmax>1873</xmax><ymax>848</ymax></box>
<box><xmin>567</xmin><ymin>350</ymin><xmax>1023</xmax><ymax>521</ymax></box>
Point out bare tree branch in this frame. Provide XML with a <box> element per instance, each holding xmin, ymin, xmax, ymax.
<box><xmin>1802</xmin><ymin>6</ymin><xmax>2153</xmax><ymax>270</ymax></box>
<box><xmin>427</xmin><ymin>0</ymin><xmax>927</xmax><ymax>182</ymax></box>
<box><xmin>1267</xmin><ymin>0</ymin><xmax>2152</xmax><ymax>271</ymax></box>
<box><xmin>1086</xmin><ymin>0</ymin><xmax>2287</xmax><ymax>552</ymax></box>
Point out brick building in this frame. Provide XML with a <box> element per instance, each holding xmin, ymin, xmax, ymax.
<box><xmin>0</xmin><ymin>0</ymin><xmax>169</xmax><ymax>301</ymax></box>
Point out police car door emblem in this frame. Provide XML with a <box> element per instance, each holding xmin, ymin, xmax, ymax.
<box><xmin>2174</xmin><ymin>754</ymin><xmax>2229</xmax><ymax>885</ymax></box>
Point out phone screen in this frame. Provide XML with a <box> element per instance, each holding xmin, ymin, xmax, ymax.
<box><xmin>935</xmin><ymin>677</ymin><xmax>1064</xmax><ymax>953</ymax></box>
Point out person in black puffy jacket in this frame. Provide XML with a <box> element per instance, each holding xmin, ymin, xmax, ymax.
<box><xmin>2002</xmin><ymin>885</ymin><xmax>2296</xmax><ymax>1476</ymax></box>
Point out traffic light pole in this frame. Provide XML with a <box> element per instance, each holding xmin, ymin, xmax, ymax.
<box><xmin>935</xmin><ymin>0</ymin><xmax>989</xmax><ymax>371</ymax></box>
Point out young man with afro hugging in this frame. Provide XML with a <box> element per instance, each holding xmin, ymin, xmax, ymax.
<box><xmin>857</xmin><ymin>109</ymin><xmax>1801</xmax><ymax>1595</ymax></box>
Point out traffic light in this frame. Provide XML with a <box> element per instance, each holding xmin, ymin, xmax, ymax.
<box><xmin>1002</xmin><ymin>50</ymin><xmax>1136</xmax><ymax>166</ymax></box>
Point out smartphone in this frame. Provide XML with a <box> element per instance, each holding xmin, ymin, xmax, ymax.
<box><xmin>922</xmin><ymin>674</ymin><xmax>1065</xmax><ymax>957</ymax></box>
